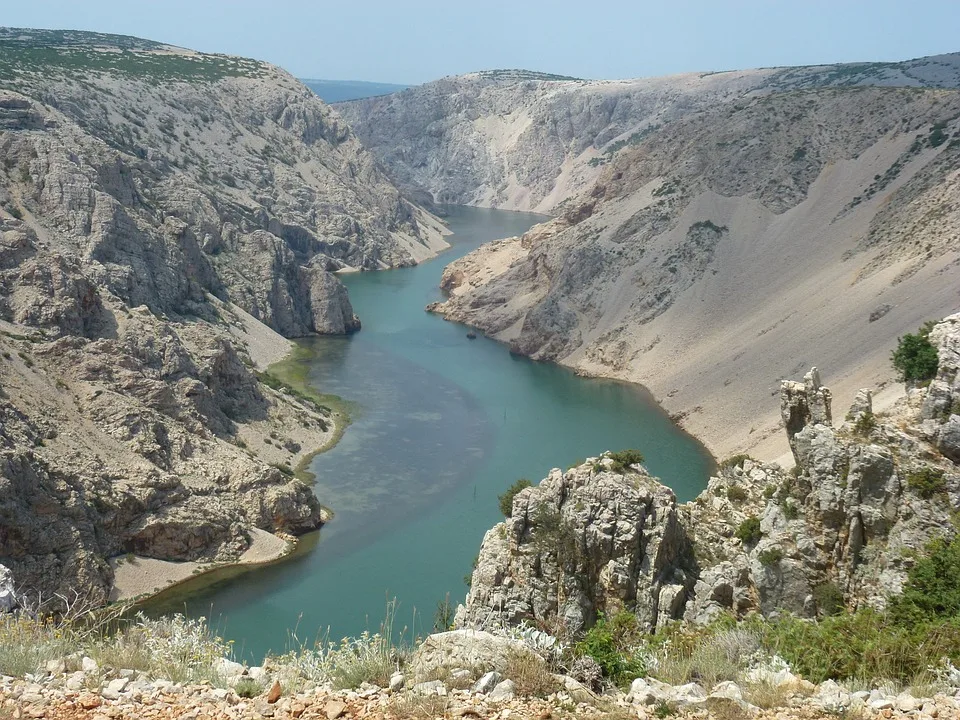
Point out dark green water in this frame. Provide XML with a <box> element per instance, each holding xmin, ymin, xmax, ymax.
<box><xmin>152</xmin><ymin>206</ymin><xmax>714</xmax><ymax>660</ymax></box>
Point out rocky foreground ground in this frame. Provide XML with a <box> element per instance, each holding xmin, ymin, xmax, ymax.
<box><xmin>2</xmin><ymin>636</ymin><xmax>959</xmax><ymax>720</ymax></box>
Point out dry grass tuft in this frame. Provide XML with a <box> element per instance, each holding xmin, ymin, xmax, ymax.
<box><xmin>503</xmin><ymin>648</ymin><xmax>560</xmax><ymax>698</ymax></box>
<box><xmin>384</xmin><ymin>692</ymin><xmax>453</xmax><ymax>719</ymax></box>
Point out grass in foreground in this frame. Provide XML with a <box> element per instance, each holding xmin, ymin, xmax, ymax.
<box><xmin>0</xmin><ymin>607</ymin><xmax>230</xmax><ymax>686</ymax></box>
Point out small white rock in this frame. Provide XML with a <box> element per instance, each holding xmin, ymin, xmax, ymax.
<box><xmin>472</xmin><ymin>671</ymin><xmax>501</xmax><ymax>694</ymax></box>
<box><xmin>488</xmin><ymin>679</ymin><xmax>516</xmax><ymax>702</ymax></box>
<box><xmin>389</xmin><ymin>672</ymin><xmax>405</xmax><ymax>692</ymax></box>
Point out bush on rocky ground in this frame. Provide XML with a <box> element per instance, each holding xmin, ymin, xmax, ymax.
<box><xmin>891</xmin><ymin>321</ymin><xmax>939</xmax><ymax>383</ymax></box>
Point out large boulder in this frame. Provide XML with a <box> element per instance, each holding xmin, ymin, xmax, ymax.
<box><xmin>407</xmin><ymin>630</ymin><xmax>539</xmax><ymax>682</ymax></box>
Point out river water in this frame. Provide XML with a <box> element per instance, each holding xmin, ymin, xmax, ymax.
<box><xmin>151</xmin><ymin>206</ymin><xmax>714</xmax><ymax>660</ymax></box>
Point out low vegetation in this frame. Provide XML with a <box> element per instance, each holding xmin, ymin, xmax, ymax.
<box><xmin>0</xmin><ymin>607</ymin><xmax>230</xmax><ymax>685</ymax></box>
<box><xmin>574</xmin><ymin>612</ymin><xmax>647</xmax><ymax>685</ymax></box>
<box><xmin>726</xmin><ymin>484</ymin><xmax>748</xmax><ymax>502</ymax></box>
<box><xmin>812</xmin><ymin>582</ymin><xmax>845</xmax><ymax>617</ymax></box>
<box><xmin>735</xmin><ymin>516</ymin><xmax>762</xmax><ymax>545</ymax></box>
<box><xmin>906</xmin><ymin>466</ymin><xmax>947</xmax><ymax>499</ymax></box>
<box><xmin>498</xmin><ymin>478</ymin><xmax>533</xmax><ymax>517</ymax></box>
<box><xmin>0</xmin><ymin>28</ymin><xmax>266</xmax><ymax>84</ymax></box>
<box><xmin>607</xmin><ymin>449</ymin><xmax>645</xmax><ymax>474</ymax></box>
<box><xmin>853</xmin><ymin>411</ymin><xmax>877</xmax><ymax>437</ymax></box>
<box><xmin>758</xmin><ymin>547</ymin><xmax>784</xmax><ymax>567</ymax></box>
<box><xmin>720</xmin><ymin>454</ymin><xmax>753</xmax><ymax>470</ymax></box>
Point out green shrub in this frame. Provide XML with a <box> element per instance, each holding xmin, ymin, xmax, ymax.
<box><xmin>891</xmin><ymin>321</ymin><xmax>939</xmax><ymax>383</ymax></box>
<box><xmin>735</xmin><ymin>517</ymin><xmax>762</xmax><ymax>545</ymax></box>
<box><xmin>503</xmin><ymin>648</ymin><xmax>560</xmax><ymax>697</ymax></box>
<box><xmin>271</xmin><ymin>462</ymin><xmax>294</xmax><ymax>477</ymax></box>
<box><xmin>608</xmin><ymin>449</ymin><xmax>645</xmax><ymax>473</ymax></box>
<box><xmin>498</xmin><ymin>478</ymin><xmax>532</xmax><ymax>517</ymax></box>
<box><xmin>782</xmin><ymin>500</ymin><xmax>799</xmax><ymax>520</ymax></box>
<box><xmin>756</xmin><ymin>609</ymin><xmax>960</xmax><ymax>684</ymax></box>
<box><xmin>720</xmin><ymin>454</ymin><xmax>752</xmax><ymax>470</ymax></box>
<box><xmin>726</xmin><ymin>485</ymin><xmax>748</xmax><ymax>503</ymax></box>
<box><xmin>433</xmin><ymin>593</ymin><xmax>454</xmax><ymax>632</ymax></box>
<box><xmin>813</xmin><ymin>582</ymin><xmax>845</xmax><ymax>616</ymax></box>
<box><xmin>889</xmin><ymin>535</ymin><xmax>960</xmax><ymax>627</ymax></box>
<box><xmin>906</xmin><ymin>467</ymin><xmax>946</xmax><ymax>499</ymax></box>
<box><xmin>234</xmin><ymin>677</ymin><xmax>263</xmax><ymax>698</ymax></box>
<box><xmin>758</xmin><ymin>548</ymin><xmax>783</xmax><ymax>567</ymax></box>
<box><xmin>575</xmin><ymin>612</ymin><xmax>647</xmax><ymax>685</ymax></box>
<box><xmin>853</xmin><ymin>412</ymin><xmax>876</xmax><ymax>437</ymax></box>
<box><xmin>653</xmin><ymin>700</ymin><xmax>676</xmax><ymax>718</ymax></box>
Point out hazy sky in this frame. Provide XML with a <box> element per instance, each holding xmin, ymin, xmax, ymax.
<box><xmin>5</xmin><ymin>1</ymin><xmax>960</xmax><ymax>84</ymax></box>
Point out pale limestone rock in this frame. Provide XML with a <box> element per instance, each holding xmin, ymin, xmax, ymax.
<box><xmin>0</xmin><ymin>565</ymin><xmax>15</xmax><ymax>612</ymax></box>
<box><xmin>487</xmin><ymin>679</ymin><xmax>516</xmax><ymax>702</ymax></box>
<box><xmin>410</xmin><ymin>680</ymin><xmax>446</xmax><ymax>696</ymax></box>
<box><xmin>388</xmin><ymin>672</ymin><xmax>405</xmax><ymax>692</ymax></box>
<box><xmin>407</xmin><ymin>630</ymin><xmax>535</xmax><ymax>682</ymax></box>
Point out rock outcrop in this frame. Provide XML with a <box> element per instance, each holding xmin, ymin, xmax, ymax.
<box><xmin>921</xmin><ymin>314</ymin><xmax>960</xmax><ymax>461</ymax></box>
<box><xmin>458</xmin><ymin>317</ymin><xmax>960</xmax><ymax>633</ymax></box>
<box><xmin>456</xmin><ymin>459</ymin><xmax>692</xmax><ymax>636</ymax></box>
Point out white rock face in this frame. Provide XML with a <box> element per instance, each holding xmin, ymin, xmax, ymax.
<box><xmin>0</xmin><ymin>564</ymin><xmax>16</xmax><ymax>612</ymax></box>
<box><xmin>341</xmin><ymin>55</ymin><xmax>960</xmax><ymax>214</ymax></box>
<box><xmin>472</xmin><ymin>671</ymin><xmax>501</xmax><ymax>694</ymax></box>
<box><xmin>487</xmin><ymin>679</ymin><xmax>516</xmax><ymax>702</ymax></box>
<box><xmin>456</xmin><ymin>460</ymin><xmax>691</xmax><ymax>635</ymax></box>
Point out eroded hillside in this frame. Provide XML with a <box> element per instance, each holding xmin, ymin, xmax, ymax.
<box><xmin>427</xmin><ymin>84</ymin><xmax>960</xmax><ymax>459</ymax></box>
<box><xmin>0</xmin><ymin>29</ymin><xmax>444</xmax><ymax>604</ymax></box>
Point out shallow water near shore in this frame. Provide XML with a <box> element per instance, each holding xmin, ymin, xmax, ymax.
<box><xmin>148</xmin><ymin>206</ymin><xmax>714</xmax><ymax>660</ymax></box>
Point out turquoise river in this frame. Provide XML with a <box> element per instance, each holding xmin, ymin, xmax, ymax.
<box><xmin>150</xmin><ymin>206</ymin><xmax>715</xmax><ymax>660</ymax></box>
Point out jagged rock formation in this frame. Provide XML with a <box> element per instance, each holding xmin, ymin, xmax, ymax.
<box><xmin>427</xmin><ymin>79</ymin><xmax>960</xmax><ymax>459</ymax></box>
<box><xmin>457</xmin><ymin>317</ymin><xmax>960</xmax><ymax>634</ymax></box>
<box><xmin>0</xmin><ymin>29</ymin><xmax>446</xmax><ymax>605</ymax></box>
<box><xmin>340</xmin><ymin>56</ymin><xmax>960</xmax><ymax>214</ymax></box>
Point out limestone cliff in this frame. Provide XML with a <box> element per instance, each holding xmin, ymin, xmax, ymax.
<box><xmin>340</xmin><ymin>57</ymin><xmax>960</xmax><ymax>214</ymax></box>
<box><xmin>456</xmin><ymin>316</ymin><xmax>960</xmax><ymax>635</ymax></box>
<box><xmin>0</xmin><ymin>28</ymin><xmax>444</xmax><ymax>605</ymax></box>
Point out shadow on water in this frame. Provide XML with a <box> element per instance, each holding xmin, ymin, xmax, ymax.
<box><xmin>143</xmin><ymin>206</ymin><xmax>715</xmax><ymax>661</ymax></box>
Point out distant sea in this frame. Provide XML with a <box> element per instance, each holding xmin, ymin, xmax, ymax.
<box><xmin>300</xmin><ymin>79</ymin><xmax>410</xmax><ymax>103</ymax></box>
